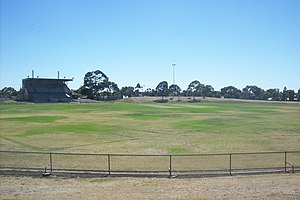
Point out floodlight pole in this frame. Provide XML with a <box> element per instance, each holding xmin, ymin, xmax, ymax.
<box><xmin>172</xmin><ymin>64</ymin><xmax>176</xmax><ymax>85</ymax></box>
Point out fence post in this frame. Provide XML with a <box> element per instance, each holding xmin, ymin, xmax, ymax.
<box><xmin>229</xmin><ymin>154</ymin><xmax>232</xmax><ymax>176</ymax></box>
<box><xmin>50</xmin><ymin>153</ymin><xmax>53</xmax><ymax>173</ymax></box>
<box><xmin>107</xmin><ymin>154</ymin><xmax>111</xmax><ymax>175</ymax></box>
<box><xmin>284</xmin><ymin>152</ymin><xmax>287</xmax><ymax>172</ymax></box>
<box><xmin>169</xmin><ymin>155</ymin><xmax>172</xmax><ymax>177</ymax></box>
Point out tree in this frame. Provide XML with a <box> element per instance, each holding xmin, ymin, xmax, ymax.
<box><xmin>169</xmin><ymin>84</ymin><xmax>181</xmax><ymax>100</ymax></box>
<box><xmin>213</xmin><ymin>91</ymin><xmax>222</xmax><ymax>98</ymax></box>
<box><xmin>134</xmin><ymin>83</ymin><xmax>143</xmax><ymax>96</ymax></box>
<box><xmin>0</xmin><ymin>87</ymin><xmax>18</xmax><ymax>98</ymax></box>
<box><xmin>100</xmin><ymin>81</ymin><xmax>120</xmax><ymax>100</ymax></box>
<box><xmin>81</xmin><ymin>70</ymin><xmax>120</xmax><ymax>100</ymax></box>
<box><xmin>106</xmin><ymin>81</ymin><xmax>119</xmax><ymax>93</ymax></box>
<box><xmin>74</xmin><ymin>85</ymin><xmax>85</xmax><ymax>96</ymax></box>
<box><xmin>203</xmin><ymin>85</ymin><xmax>214</xmax><ymax>98</ymax></box>
<box><xmin>264</xmin><ymin>88</ymin><xmax>280</xmax><ymax>101</ymax></box>
<box><xmin>281</xmin><ymin>87</ymin><xmax>287</xmax><ymax>101</ymax></box>
<box><xmin>220</xmin><ymin>86</ymin><xmax>242</xmax><ymax>99</ymax></box>
<box><xmin>286</xmin><ymin>90</ymin><xmax>295</xmax><ymax>101</ymax></box>
<box><xmin>82</xmin><ymin>70</ymin><xmax>108</xmax><ymax>99</ymax></box>
<box><xmin>242</xmin><ymin>85</ymin><xmax>264</xmax><ymax>100</ymax></box>
<box><xmin>156</xmin><ymin>81</ymin><xmax>169</xmax><ymax>100</ymax></box>
<box><xmin>144</xmin><ymin>88</ymin><xmax>156</xmax><ymax>96</ymax></box>
<box><xmin>187</xmin><ymin>80</ymin><xmax>204</xmax><ymax>101</ymax></box>
<box><xmin>120</xmin><ymin>86</ymin><xmax>135</xmax><ymax>97</ymax></box>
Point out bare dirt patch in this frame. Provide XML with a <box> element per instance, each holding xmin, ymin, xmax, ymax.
<box><xmin>1</xmin><ymin>173</ymin><xmax>299</xmax><ymax>200</ymax></box>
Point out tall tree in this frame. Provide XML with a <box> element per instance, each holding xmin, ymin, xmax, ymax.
<box><xmin>82</xmin><ymin>70</ymin><xmax>109</xmax><ymax>99</ymax></box>
<box><xmin>134</xmin><ymin>83</ymin><xmax>143</xmax><ymax>96</ymax></box>
<box><xmin>220</xmin><ymin>86</ymin><xmax>242</xmax><ymax>99</ymax></box>
<box><xmin>106</xmin><ymin>81</ymin><xmax>119</xmax><ymax>93</ymax></box>
<box><xmin>144</xmin><ymin>88</ymin><xmax>156</xmax><ymax>96</ymax></box>
<box><xmin>286</xmin><ymin>90</ymin><xmax>295</xmax><ymax>101</ymax></box>
<box><xmin>264</xmin><ymin>88</ymin><xmax>280</xmax><ymax>101</ymax></box>
<box><xmin>100</xmin><ymin>81</ymin><xmax>120</xmax><ymax>100</ymax></box>
<box><xmin>82</xmin><ymin>70</ymin><xmax>120</xmax><ymax>100</ymax></box>
<box><xmin>281</xmin><ymin>87</ymin><xmax>287</xmax><ymax>101</ymax></box>
<box><xmin>120</xmin><ymin>86</ymin><xmax>135</xmax><ymax>97</ymax></box>
<box><xmin>187</xmin><ymin>80</ymin><xmax>204</xmax><ymax>101</ymax></box>
<box><xmin>156</xmin><ymin>81</ymin><xmax>169</xmax><ymax>100</ymax></box>
<box><xmin>242</xmin><ymin>85</ymin><xmax>264</xmax><ymax>100</ymax></box>
<box><xmin>203</xmin><ymin>85</ymin><xmax>214</xmax><ymax>98</ymax></box>
<box><xmin>169</xmin><ymin>84</ymin><xmax>181</xmax><ymax>100</ymax></box>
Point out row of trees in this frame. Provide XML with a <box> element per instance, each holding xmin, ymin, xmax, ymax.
<box><xmin>74</xmin><ymin>70</ymin><xmax>299</xmax><ymax>101</ymax></box>
<box><xmin>1</xmin><ymin>69</ymin><xmax>299</xmax><ymax>101</ymax></box>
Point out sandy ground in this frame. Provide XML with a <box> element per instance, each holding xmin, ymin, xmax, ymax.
<box><xmin>1</xmin><ymin>173</ymin><xmax>300</xmax><ymax>200</ymax></box>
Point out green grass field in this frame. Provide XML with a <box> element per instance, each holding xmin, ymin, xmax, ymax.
<box><xmin>0</xmin><ymin>101</ymin><xmax>299</xmax><ymax>154</ymax></box>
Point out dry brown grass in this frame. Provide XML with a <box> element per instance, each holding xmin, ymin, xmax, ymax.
<box><xmin>1</xmin><ymin>173</ymin><xmax>299</xmax><ymax>200</ymax></box>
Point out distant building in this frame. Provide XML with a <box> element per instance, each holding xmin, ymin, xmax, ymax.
<box><xmin>20</xmin><ymin>77</ymin><xmax>73</xmax><ymax>103</ymax></box>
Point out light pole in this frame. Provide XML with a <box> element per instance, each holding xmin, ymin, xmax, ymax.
<box><xmin>172</xmin><ymin>63</ymin><xmax>176</xmax><ymax>85</ymax></box>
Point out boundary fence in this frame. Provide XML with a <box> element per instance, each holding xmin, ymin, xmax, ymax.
<box><xmin>0</xmin><ymin>151</ymin><xmax>299</xmax><ymax>177</ymax></box>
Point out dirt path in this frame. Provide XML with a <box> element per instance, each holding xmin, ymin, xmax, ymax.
<box><xmin>1</xmin><ymin>173</ymin><xmax>299</xmax><ymax>200</ymax></box>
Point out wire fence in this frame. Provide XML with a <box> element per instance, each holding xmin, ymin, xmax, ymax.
<box><xmin>0</xmin><ymin>151</ymin><xmax>299</xmax><ymax>177</ymax></box>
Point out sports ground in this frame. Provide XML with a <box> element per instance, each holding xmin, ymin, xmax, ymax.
<box><xmin>1</xmin><ymin>99</ymin><xmax>299</xmax><ymax>153</ymax></box>
<box><xmin>0</xmin><ymin>98</ymin><xmax>300</xmax><ymax>199</ymax></box>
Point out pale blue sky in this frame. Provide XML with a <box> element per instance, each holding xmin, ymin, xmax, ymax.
<box><xmin>1</xmin><ymin>0</ymin><xmax>299</xmax><ymax>91</ymax></box>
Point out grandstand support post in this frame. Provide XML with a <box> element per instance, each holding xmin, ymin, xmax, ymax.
<box><xmin>284</xmin><ymin>152</ymin><xmax>287</xmax><ymax>172</ymax></box>
<box><xmin>229</xmin><ymin>154</ymin><xmax>232</xmax><ymax>176</ymax></box>
<box><xmin>50</xmin><ymin>153</ymin><xmax>53</xmax><ymax>173</ymax></box>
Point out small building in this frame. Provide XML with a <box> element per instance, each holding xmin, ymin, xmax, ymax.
<box><xmin>20</xmin><ymin>77</ymin><xmax>73</xmax><ymax>103</ymax></box>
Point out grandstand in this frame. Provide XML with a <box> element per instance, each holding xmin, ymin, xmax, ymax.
<box><xmin>20</xmin><ymin>77</ymin><xmax>73</xmax><ymax>103</ymax></box>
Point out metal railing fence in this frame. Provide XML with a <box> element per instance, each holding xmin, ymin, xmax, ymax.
<box><xmin>0</xmin><ymin>151</ymin><xmax>299</xmax><ymax>177</ymax></box>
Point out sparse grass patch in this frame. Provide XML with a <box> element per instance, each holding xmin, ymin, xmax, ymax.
<box><xmin>168</xmin><ymin>146</ymin><xmax>190</xmax><ymax>154</ymax></box>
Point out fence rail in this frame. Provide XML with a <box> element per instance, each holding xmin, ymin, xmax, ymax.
<box><xmin>0</xmin><ymin>151</ymin><xmax>299</xmax><ymax>177</ymax></box>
